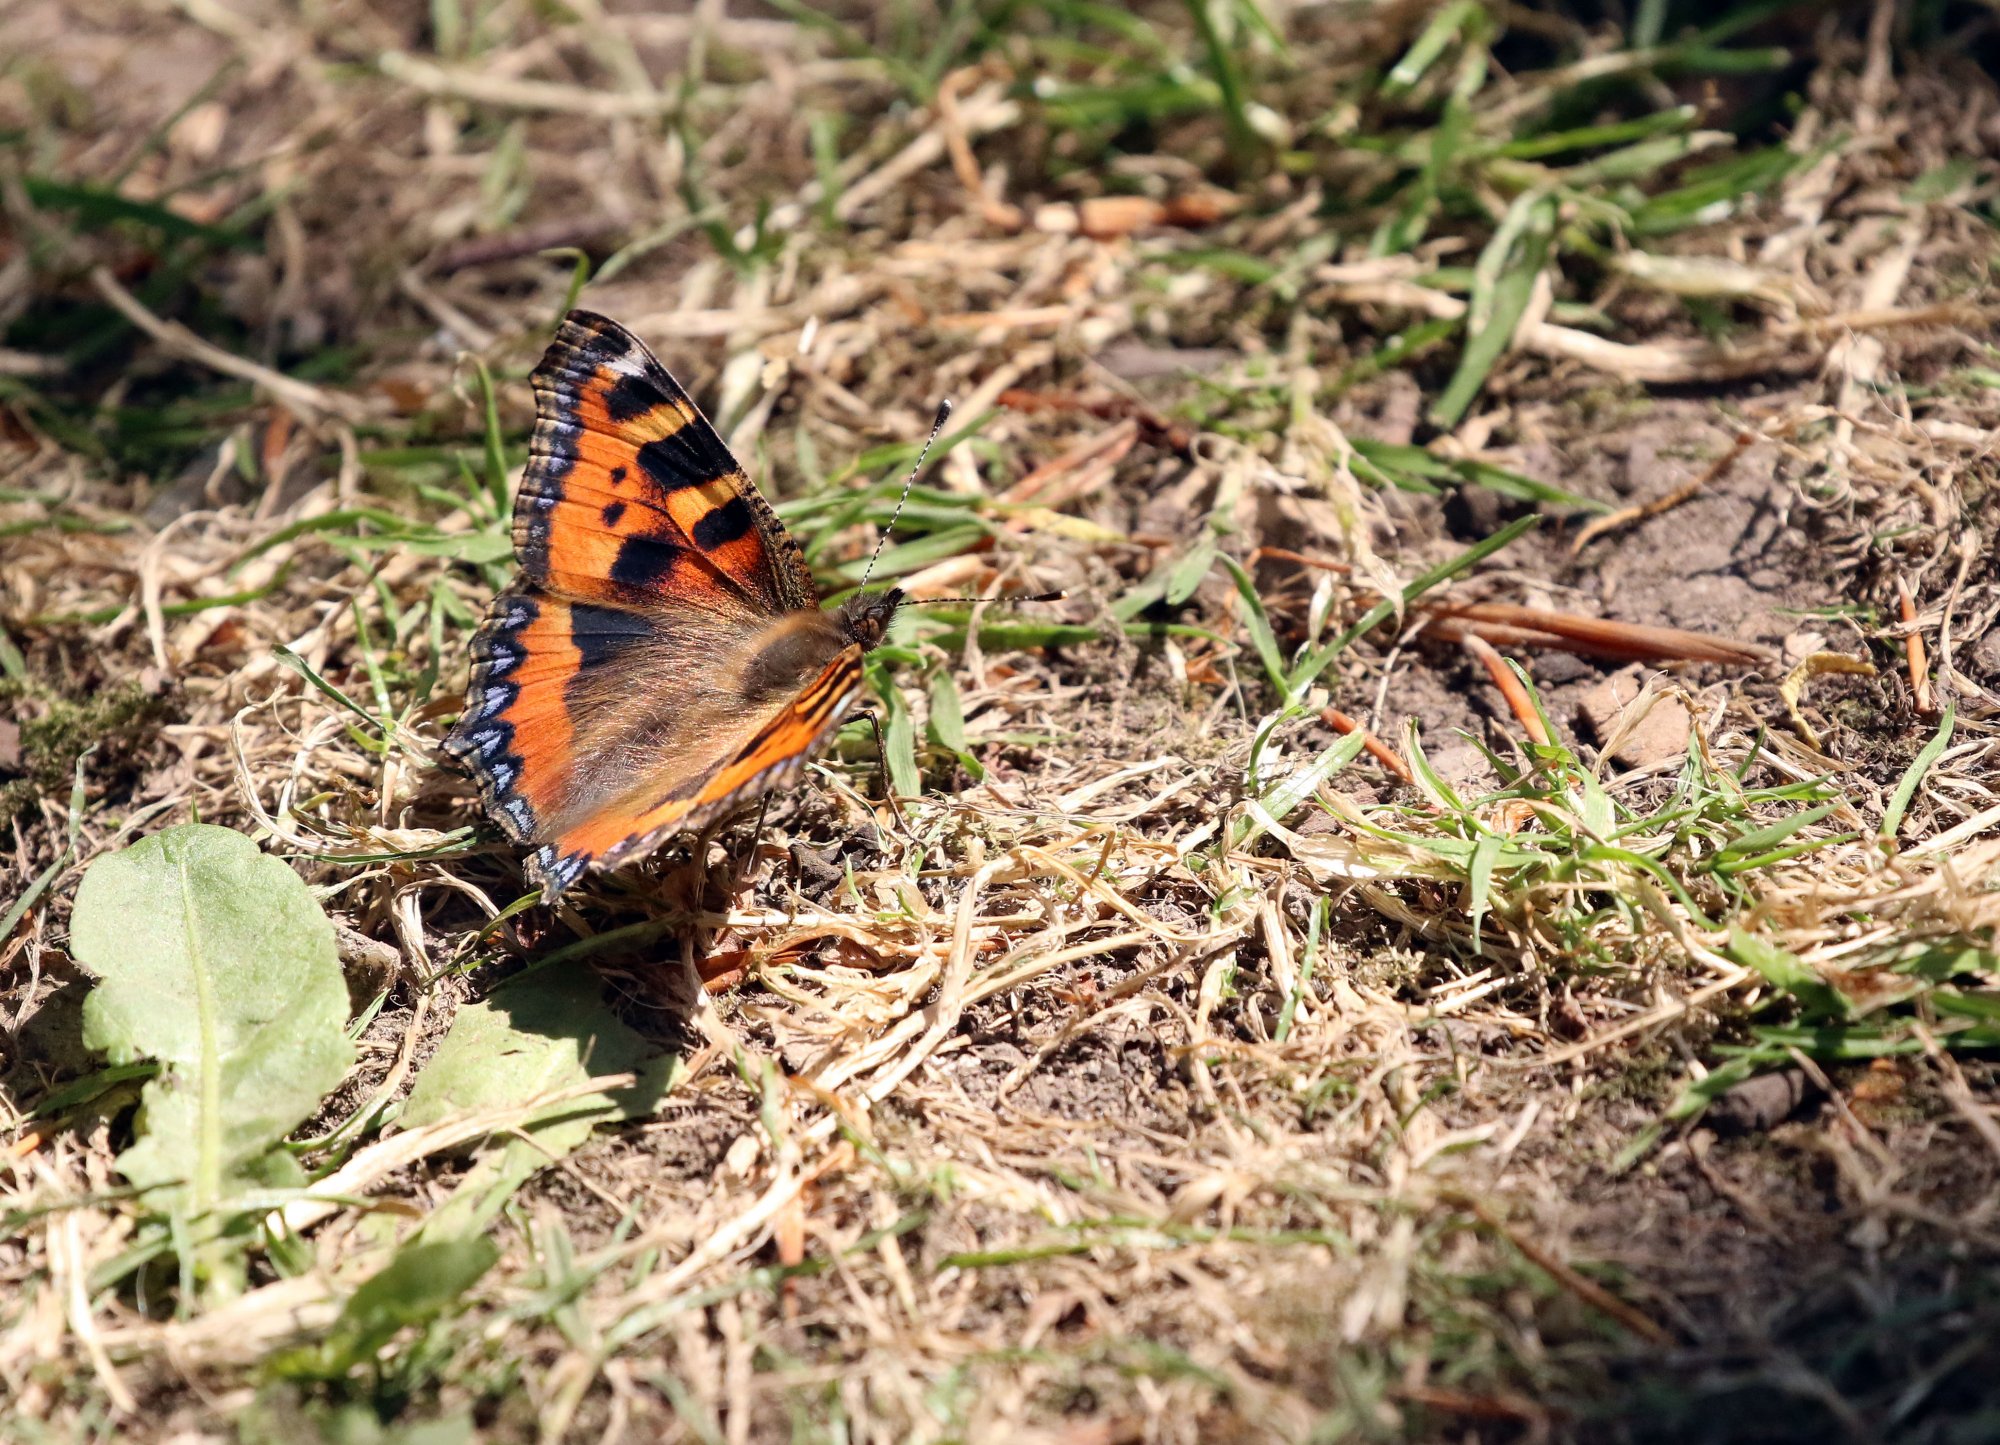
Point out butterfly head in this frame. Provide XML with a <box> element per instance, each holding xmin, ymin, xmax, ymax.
<box><xmin>838</xmin><ymin>587</ymin><xmax>905</xmax><ymax>651</ymax></box>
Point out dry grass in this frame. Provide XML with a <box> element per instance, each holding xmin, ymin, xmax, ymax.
<box><xmin>3</xmin><ymin>2</ymin><xmax>2000</xmax><ymax>1441</ymax></box>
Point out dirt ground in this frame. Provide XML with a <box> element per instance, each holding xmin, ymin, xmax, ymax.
<box><xmin>4</xmin><ymin>2</ymin><xmax>2000</xmax><ymax>1443</ymax></box>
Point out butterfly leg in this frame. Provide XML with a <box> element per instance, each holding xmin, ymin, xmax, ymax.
<box><xmin>850</xmin><ymin>707</ymin><xmax>913</xmax><ymax>840</ymax></box>
<box><xmin>726</xmin><ymin>795</ymin><xmax>773</xmax><ymax>894</ymax></box>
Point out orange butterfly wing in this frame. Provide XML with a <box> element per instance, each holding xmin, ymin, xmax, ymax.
<box><xmin>519</xmin><ymin>310</ymin><xmax>817</xmax><ymax>614</ymax></box>
<box><xmin>445</xmin><ymin>586</ymin><xmax>582</xmax><ymax>843</ymax></box>
<box><xmin>533</xmin><ymin>644</ymin><xmax>868</xmax><ymax>896</ymax></box>
<box><xmin>445</xmin><ymin>312</ymin><xmax>869</xmax><ymax>901</ymax></box>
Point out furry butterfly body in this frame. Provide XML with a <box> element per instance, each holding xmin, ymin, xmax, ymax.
<box><xmin>445</xmin><ymin>310</ymin><xmax>901</xmax><ymax>901</ymax></box>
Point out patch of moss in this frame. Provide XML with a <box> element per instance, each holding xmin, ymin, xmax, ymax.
<box><xmin>1569</xmin><ymin>383</ymin><xmax>1653</xmax><ymax>429</ymax></box>
<box><xmin>0</xmin><ymin>677</ymin><xmax>173</xmax><ymax>822</ymax></box>
<box><xmin>1579</xmin><ymin>1039</ymin><xmax>1683</xmax><ymax>1108</ymax></box>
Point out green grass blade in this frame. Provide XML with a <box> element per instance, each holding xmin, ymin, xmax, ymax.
<box><xmin>1286</xmin><ymin>514</ymin><xmax>1539</xmax><ymax>697</ymax></box>
<box><xmin>1274</xmin><ymin>895</ymin><xmax>1326</xmax><ymax>1043</ymax></box>
<box><xmin>1219</xmin><ymin>556</ymin><xmax>1289</xmax><ymax>697</ymax></box>
<box><xmin>1430</xmin><ymin>193</ymin><xmax>1555</xmax><ymax>428</ymax></box>
<box><xmin>1467</xmin><ymin>831</ymin><xmax>1501</xmax><ymax>953</ymax></box>
<box><xmin>1382</xmin><ymin>0</ymin><xmax>1478</xmax><ymax>93</ymax></box>
<box><xmin>1880</xmin><ymin>703</ymin><xmax>1954</xmax><ymax>845</ymax></box>
<box><xmin>1235</xmin><ymin>728</ymin><xmax>1369</xmax><ymax>850</ymax></box>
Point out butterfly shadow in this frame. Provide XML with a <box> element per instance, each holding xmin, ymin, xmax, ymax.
<box><xmin>558</xmin><ymin>831</ymin><xmax>779</xmax><ymax>1035</ymax></box>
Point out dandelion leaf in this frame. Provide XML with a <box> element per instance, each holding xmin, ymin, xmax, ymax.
<box><xmin>72</xmin><ymin>824</ymin><xmax>354</xmax><ymax>1213</ymax></box>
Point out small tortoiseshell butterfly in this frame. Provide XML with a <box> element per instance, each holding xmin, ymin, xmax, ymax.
<box><xmin>445</xmin><ymin>310</ymin><xmax>915</xmax><ymax>902</ymax></box>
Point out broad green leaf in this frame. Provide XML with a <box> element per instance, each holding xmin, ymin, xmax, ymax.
<box><xmin>72</xmin><ymin>824</ymin><xmax>354</xmax><ymax>1216</ymax></box>
<box><xmin>400</xmin><ymin>968</ymin><xmax>675</xmax><ymax>1239</ymax></box>
<box><xmin>1575</xmin><ymin>767</ymin><xmax>1616</xmax><ymax>841</ymax></box>
<box><xmin>864</xmin><ymin>664</ymin><xmax>922</xmax><ymax>802</ymax></box>
<box><xmin>925</xmin><ymin>667</ymin><xmax>984</xmax><ymax>781</ymax></box>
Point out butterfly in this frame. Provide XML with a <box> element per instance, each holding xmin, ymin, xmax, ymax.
<box><xmin>443</xmin><ymin>310</ymin><xmax>921</xmax><ymax>903</ymax></box>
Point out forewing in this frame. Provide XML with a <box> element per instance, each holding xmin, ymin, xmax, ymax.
<box><xmin>519</xmin><ymin>310</ymin><xmax>819</xmax><ymax>615</ymax></box>
<box><xmin>530</xmin><ymin>644</ymin><xmax>869</xmax><ymax>900</ymax></box>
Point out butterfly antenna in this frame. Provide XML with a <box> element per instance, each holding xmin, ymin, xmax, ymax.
<box><xmin>916</xmin><ymin>590</ymin><xmax>1068</xmax><ymax>605</ymax></box>
<box><xmin>859</xmin><ymin>399</ymin><xmax>952</xmax><ymax>591</ymax></box>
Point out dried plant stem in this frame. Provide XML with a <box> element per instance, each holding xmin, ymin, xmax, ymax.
<box><xmin>1443</xmin><ymin>1189</ymin><xmax>1671</xmax><ymax>1346</ymax></box>
<box><xmin>1570</xmin><ymin>432</ymin><xmax>1755</xmax><ymax>555</ymax></box>
<box><xmin>1897</xmin><ymin>575</ymin><xmax>1937</xmax><ymax>715</ymax></box>
<box><xmin>1320</xmin><ymin>706</ymin><xmax>1414</xmax><ymax>784</ymax></box>
<box><xmin>90</xmin><ymin>268</ymin><xmax>362</xmax><ymax>421</ymax></box>
<box><xmin>1459</xmin><ymin>633</ymin><xmax>1549</xmax><ymax>744</ymax></box>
